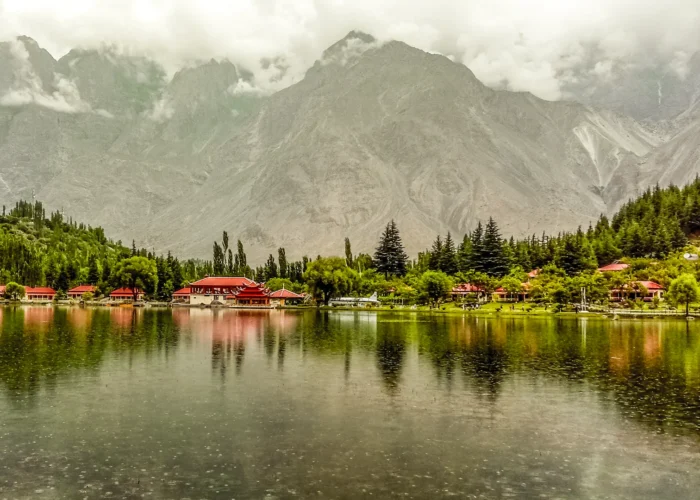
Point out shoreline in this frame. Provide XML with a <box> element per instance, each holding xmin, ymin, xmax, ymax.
<box><xmin>2</xmin><ymin>301</ymin><xmax>698</xmax><ymax>320</ymax></box>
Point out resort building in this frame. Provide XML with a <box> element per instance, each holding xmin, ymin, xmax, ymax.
<box><xmin>610</xmin><ymin>281</ymin><xmax>664</xmax><ymax>302</ymax></box>
<box><xmin>188</xmin><ymin>277</ymin><xmax>256</xmax><ymax>306</ymax></box>
<box><xmin>494</xmin><ymin>282</ymin><xmax>531</xmax><ymax>302</ymax></box>
<box><xmin>68</xmin><ymin>285</ymin><xmax>97</xmax><ymax>300</ymax></box>
<box><xmin>172</xmin><ymin>287</ymin><xmax>191</xmax><ymax>304</ymax></box>
<box><xmin>451</xmin><ymin>283</ymin><xmax>487</xmax><ymax>302</ymax></box>
<box><xmin>269</xmin><ymin>288</ymin><xmax>304</xmax><ymax>306</ymax></box>
<box><xmin>598</xmin><ymin>262</ymin><xmax>630</xmax><ymax>272</ymax></box>
<box><xmin>232</xmin><ymin>283</ymin><xmax>270</xmax><ymax>306</ymax></box>
<box><xmin>110</xmin><ymin>287</ymin><xmax>145</xmax><ymax>302</ymax></box>
<box><xmin>0</xmin><ymin>285</ymin><xmax>5</xmax><ymax>297</ymax></box>
<box><xmin>25</xmin><ymin>287</ymin><xmax>56</xmax><ymax>301</ymax></box>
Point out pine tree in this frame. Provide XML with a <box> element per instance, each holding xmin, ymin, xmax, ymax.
<box><xmin>471</xmin><ymin>222</ymin><xmax>485</xmax><ymax>273</ymax></box>
<box><xmin>429</xmin><ymin>236</ymin><xmax>443</xmax><ymax>271</ymax></box>
<box><xmin>374</xmin><ymin>220</ymin><xmax>408</xmax><ymax>278</ymax></box>
<box><xmin>480</xmin><ymin>218</ymin><xmax>508</xmax><ymax>277</ymax></box>
<box><xmin>87</xmin><ymin>254</ymin><xmax>100</xmax><ymax>285</ymax></box>
<box><xmin>457</xmin><ymin>234</ymin><xmax>474</xmax><ymax>273</ymax></box>
<box><xmin>441</xmin><ymin>232</ymin><xmax>458</xmax><ymax>275</ymax></box>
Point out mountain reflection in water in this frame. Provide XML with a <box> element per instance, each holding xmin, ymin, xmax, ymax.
<box><xmin>1</xmin><ymin>307</ymin><xmax>700</xmax><ymax>498</ymax></box>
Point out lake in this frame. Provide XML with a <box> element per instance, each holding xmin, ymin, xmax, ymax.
<box><xmin>1</xmin><ymin>307</ymin><xmax>700</xmax><ymax>499</ymax></box>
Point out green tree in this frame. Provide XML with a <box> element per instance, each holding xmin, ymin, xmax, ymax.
<box><xmin>668</xmin><ymin>273</ymin><xmax>700</xmax><ymax>316</ymax></box>
<box><xmin>87</xmin><ymin>254</ymin><xmax>100</xmax><ymax>285</ymax></box>
<box><xmin>344</xmin><ymin>237</ymin><xmax>353</xmax><ymax>268</ymax></box>
<box><xmin>278</xmin><ymin>247</ymin><xmax>288</xmax><ymax>279</ymax></box>
<box><xmin>115</xmin><ymin>256</ymin><xmax>158</xmax><ymax>301</ymax></box>
<box><xmin>265</xmin><ymin>277</ymin><xmax>294</xmax><ymax>291</ymax></box>
<box><xmin>374</xmin><ymin>220</ymin><xmax>408</xmax><ymax>278</ymax></box>
<box><xmin>417</xmin><ymin>271</ymin><xmax>453</xmax><ymax>306</ymax></box>
<box><xmin>213</xmin><ymin>241</ymin><xmax>224</xmax><ymax>275</ymax></box>
<box><xmin>4</xmin><ymin>282</ymin><xmax>25</xmax><ymax>300</ymax></box>
<box><xmin>499</xmin><ymin>275</ymin><xmax>523</xmax><ymax>301</ymax></box>
<box><xmin>441</xmin><ymin>232</ymin><xmax>458</xmax><ymax>275</ymax></box>
<box><xmin>480</xmin><ymin>218</ymin><xmax>508</xmax><ymax>277</ymax></box>
<box><xmin>304</xmin><ymin>257</ymin><xmax>358</xmax><ymax>305</ymax></box>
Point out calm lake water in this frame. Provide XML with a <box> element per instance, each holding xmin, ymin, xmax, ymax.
<box><xmin>1</xmin><ymin>307</ymin><xmax>700</xmax><ymax>499</ymax></box>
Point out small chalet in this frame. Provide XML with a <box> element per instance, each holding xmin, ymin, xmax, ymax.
<box><xmin>172</xmin><ymin>287</ymin><xmax>191</xmax><ymax>304</ymax></box>
<box><xmin>110</xmin><ymin>287</ymin><xmax>145</xmax><ymax>302</ymax></box>
<box><xmin>269</xmin><ymin>288</ymin><xmax>304</xmax><ymax>306</ymax></box>
<box><xmin>232</xmin><ymin>283</ymin><xmax>270</xmax><ymax>306</ymax></box>
<box><xmin>598</xmin><ymin>262</ymin><xmax>630</xmax><ymax>273</ymax></box>
<box><xmin>68</xmin><ymin>285</ymin><xmax>97</xmax><ymax>300</ymax></box>
<box><xmin>189</xmin><ymin>276</ymin><xmax>255</xmax><ymax>305</ymax></box>
<box><xmin>611</xmin><ymin>281</ymin><xmax>664</xmax><ymax>302</ymax></box>
<box><xmin>451</xmin><ymin>283</ymin><xmax>487</xmax><ymax>302</ymax></box>
<box><xmin>25</xmin><ymin>287</ymin><xmax>56</xmax><ymax>301</ymax></box>
<box><xmin>494</xmin><ymin>282</ymin><xmax>531</xmax><ymax>302</ymax></box>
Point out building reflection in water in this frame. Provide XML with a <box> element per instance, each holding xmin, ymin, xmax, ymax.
<box><xmin>2</xmin><ymin>308</ymin><xmax>700</xmax><ymax>434</ymax></box>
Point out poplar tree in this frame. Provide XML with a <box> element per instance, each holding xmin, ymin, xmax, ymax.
<box><xmin>344</xmin><ymin>237</ymin><xmax>353</xmax><ymax>268</ymax></box>
<box><xmin>278</xmin><ymin>247</ymin><xmax>288</xmax><ymax>279</ymax></box>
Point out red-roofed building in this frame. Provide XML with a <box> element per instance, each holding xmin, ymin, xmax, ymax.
<box><xmin>25</xmin><ymin>287</ymin><xmax>56</xmax><ymax>301</ymax></box>
<box><xmin>110</xmin><ymin>287</ymin><xmax>145</xmax><ymax>302</ymax></box>
<box><xmin>527</xmin><ymin>269</ymin><xmax>540</xmax><ymax>279</ymax></box>
<box><xmin>451</xmin><ymin>283</ymin><xmax>487</xmax><ymax>302</ymax></box>
<box><xmin>598</xmin><ymin>262</ymin><xmax>630</xmax><ymax>273</ymax></box>
<box><xmin>172</xmin><ymin>287</ymin><xmax>191</xmax><ymax>304</ymax></box>
<box><xmin>269</xmin><ymin>288</ymin><xmax>304</xmax><ymax>306</ymax></box>
<box><xmin>233</xmin><ymin>283</ymin><xmax>270</xmax><ymax>306</ymax></box>
<box><xmin>494</xmin><ymin>282</ymin><xmax>531</xmax><ymax>302</ymax></box>
<box><xmin>0</xmin><ymin>285</ymin><xmax>5</xmax><ymax>297</ymax></box>
<box><xmin>68</xmin><ymin>285</ymin><xmax>97</xmax><ymax>300</ymax></box>
<box><xmin>611</xmin><ymin>281</ymin><xmax>664</xmax><ymax>302</ymax></box>
<box><xmin>189</xmin><ymin>276</ymin><xmax>255</xmax><ymax>305</ymax></box>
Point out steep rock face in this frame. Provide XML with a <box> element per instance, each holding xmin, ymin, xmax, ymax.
<box><xmin>140</xmin><ymin>37</ymin><xmax>662</xmax><ymax>259</ymax></box>
<box><xmin>0</xmin><ymin>33</ymin><xmax>687</xmax><ymax>260</ymax></box>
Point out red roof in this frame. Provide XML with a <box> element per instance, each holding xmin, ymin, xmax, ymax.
<box><xmin>0</xmin><ymin>285</ymin><xmax>5</xmax><ymax>295</ymax></box>
<box><xmin>25</xmin><ymin>287</ymin><xmax>56</xmax><ymax>295</ymax></box>
<box><xmin>189</xmin><ymin>277</ymin><xmax>255</xmax><ymax>287</ymax></box>
<box><xmin>68</xmin><ymin>285</ymin><xmax>96</xmax><ymax>294</ymax></box>
<box><xmin>452</xmin><ymin>283</ymin><xmax>484</xmax><ymax>293</ymax></box>
<box><xmin>173</xmin><ymin>287</ymin><xmax>191</xmax><ymax>296</ymax></box>
<box><xmin>110</xmin><ymin>287</ymin><xmax>144</xmax><ymax>297</ymax></box>
<box><xmin>234</xmin><ymin>284</ymin><xmax>269</xmax><ymax>299</ymax></box>
<box><xmin>598</xmin><ymin>263</ymin><xmax>629</xmax><ymax>272</ymax></box>
<box><xmin>636</xmin><ymin>281</ymin><xmax>664</xmax><ymax>290</ymax></box>
<box><xmin>269</xmin><ymin>288</ymin><xmax>304</xmax><ymax>299</ymax></box>
<box><xmin>528</xmin><ymin>269</ymin><xmax>540</xmax><ymax>278</ymax></box>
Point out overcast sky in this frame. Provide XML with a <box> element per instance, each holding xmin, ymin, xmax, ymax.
<box><xmin>1</xmin><ymin>0</ymin><xmax>699</xmax><ymax>100</ymax></box>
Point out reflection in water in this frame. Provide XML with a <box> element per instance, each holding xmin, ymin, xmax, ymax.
<box><xmin>1</xmin><ymin>308</ymin><xmax>700</xmax><ymax>498</ymax></box>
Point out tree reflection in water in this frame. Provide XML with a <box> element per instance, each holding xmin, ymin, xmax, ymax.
<box><xmin>1</xmin><ymin>308</ymin><xmax>700</xmax><ymax>435</ymax></box>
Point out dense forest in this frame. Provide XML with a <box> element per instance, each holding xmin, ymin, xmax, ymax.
<box><xmin>0</xmin><ymin>201</ymin><xmax>213</xmax><ymax>300</ymax></box>
<box><xmin>3</xmin><ymin>178</ymin><xmax>700</xmax><ymax>305</ymax></box>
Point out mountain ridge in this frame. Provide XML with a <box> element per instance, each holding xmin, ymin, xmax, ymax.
<box><xmin>1</xmin><ymin>32</ymin><xmax>699</xmax><ymax>260</ymax></box>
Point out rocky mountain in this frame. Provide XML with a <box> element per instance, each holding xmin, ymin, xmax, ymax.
<box><xmin>0</xmin><ymin>32</ymin><xmax>698</xmax><ymax>261</ymax></box>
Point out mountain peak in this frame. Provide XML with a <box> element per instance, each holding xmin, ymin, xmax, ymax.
<box><xmin>321</xmin><ymin>30</ymin><xmax>378</xmax><ymax>61</ymax></box>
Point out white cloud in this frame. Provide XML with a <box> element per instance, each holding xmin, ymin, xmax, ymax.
<box><xmin>0</xmin><ymin>0</ymin><xmax>699</xmax><ymax>101</ymax></box>
<box><xmin>0</xmin><ymin>38</ymin><xmax>112</xmax><ymax>116</ymax></box>
<box><xmin>227</xmin><ymin>80</ymin><xmax>269</xmax><ymax>97</ymax></box>
<box><xmin>145</xmin><ymin>95</ymin><xmax>175</xmax><ymax>123</ymax></box>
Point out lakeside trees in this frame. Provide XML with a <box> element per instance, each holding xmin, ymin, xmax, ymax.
<box><xmin>668</xmin><ymin>274</ymin><xmax>700</xmax><ymax>316</ymax></box>
<box><xmin>5</xmin><ymin>179</ymin><xmax>700</xmax><ymax>305</ymax></box>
